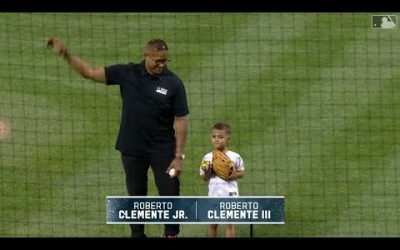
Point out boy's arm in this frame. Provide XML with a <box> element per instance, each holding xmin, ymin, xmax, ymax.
<box><xmin>233</xmin><ymin>170</ymin><xmax>245</xmax><ymax>180</ymax></box>
<box><xmin>201</xmin><ymin>171</ymin><xmax>211</xmax><ymax>182</ymax></box>
<box><xmin>200</xmin><ymin>162</ymin><xmax>212</xmax><ymax>182</ymax></box>
<box><xmin>232</xmin><ymin>156</ymin><xmax>245</xmax><ymax>180</ymax></box>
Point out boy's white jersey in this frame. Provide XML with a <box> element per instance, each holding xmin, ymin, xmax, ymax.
<box><xmin>199</xmin><ymin>150</ymin><xmax>244</xmax><ymax>197</ymax></box>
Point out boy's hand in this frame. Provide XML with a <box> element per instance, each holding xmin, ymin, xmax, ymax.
<box><xmin>200</xmin><ymin>163</ymin><xmax>212</xmax><ymax>172</ymax></box>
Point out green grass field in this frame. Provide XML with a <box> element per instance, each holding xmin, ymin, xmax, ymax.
<box><xmin>1</xmin><ymin>13</ymin><xmax>400</xmax><ymax>237</ymax></box>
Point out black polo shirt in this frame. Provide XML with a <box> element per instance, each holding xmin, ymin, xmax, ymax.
<box><xmin>105</xmin><ymin>61</ymin><xmax>189</xmax><ymax>157</ymax></box>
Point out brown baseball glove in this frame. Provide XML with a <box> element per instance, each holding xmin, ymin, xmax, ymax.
<box><xmin>212</xmin><ymin>150</ymin><xmax>236</xmax><ymax>181</ymax></box>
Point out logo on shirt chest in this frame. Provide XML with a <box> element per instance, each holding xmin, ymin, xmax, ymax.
<box><xmin>156</xmin><ymin>86</ymin><xmax>168</xmax><ymax>95</ymax></box>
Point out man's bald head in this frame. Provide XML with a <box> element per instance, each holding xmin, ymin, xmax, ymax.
<box><xmin>144</xmin><ymin>39</ymin><xmax>169</xmax><ymax>75</ymax></box>
<box><xmin>145</xmin><ymin>39</ymin><xmax>168</xmax><ymax>53</ymax></box>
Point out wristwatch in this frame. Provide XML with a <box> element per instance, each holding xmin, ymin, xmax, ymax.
<box><xmin>175</xmin><ymin>154</ymin><xmax>185</xmax><ymax>160</ymax></box>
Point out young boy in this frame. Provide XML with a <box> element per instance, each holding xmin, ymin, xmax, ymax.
<box><xmin>199</xmin><ymin>122</ymin><xmax>245</xmax><ymax>237</ymax></box>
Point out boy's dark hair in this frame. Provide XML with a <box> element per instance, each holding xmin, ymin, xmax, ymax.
<box><xmin>212</xmin><ymin>122</ymin><xmax>231</xmax><ymax>135</ymax></box>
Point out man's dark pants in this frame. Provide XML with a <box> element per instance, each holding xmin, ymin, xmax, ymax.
<box><xmin>121</xmin><ymin>154</ymin><xmax>180</xmax><ymax>238</ymax></box>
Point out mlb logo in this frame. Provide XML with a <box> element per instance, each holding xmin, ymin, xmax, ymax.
<box><xmin>156</xmin><ymin>86</ymin><xmax>168</xmax><ymax>95</ymax></box>
<box><xmin>372</xmin><ymin>15</ymin><xmax>397</xmax><ymax>29</ymax></box>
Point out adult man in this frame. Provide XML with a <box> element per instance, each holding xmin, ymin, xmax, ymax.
<box><xmin>46</xmin><ymin>37</ymin><xmax>189</xmax><ymax>238</ymax></box>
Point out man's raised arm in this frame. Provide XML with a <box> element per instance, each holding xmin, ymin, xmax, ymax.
<box><xmin>46</xmin><ymin>37</ymin><xmax>106</xmax><ymax>83</ymax></box>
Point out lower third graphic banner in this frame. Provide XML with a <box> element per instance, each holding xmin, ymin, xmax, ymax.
<box><xmin>106</xmin><ymin>196</ymin><xmax>284</xmax><ymax>224</ymax></box>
